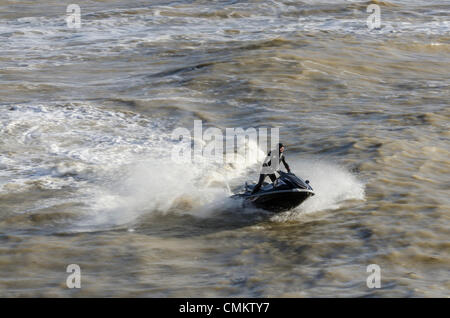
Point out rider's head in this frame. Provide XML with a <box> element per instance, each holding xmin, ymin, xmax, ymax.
<box><xmin>278</xmin><ymin>143</ymin><xmax>285</xmax><ymax>153</ymax></box>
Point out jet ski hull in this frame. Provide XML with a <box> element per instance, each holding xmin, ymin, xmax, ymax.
<box><xmin>245</xmin><ymin>190</ymin><xmax>314</xmax><ymax>212</ymax></box>
<box><xmin>231</xmin><ymin>171</ymin><xmax>315</xmax><ymax>212</ymax></box>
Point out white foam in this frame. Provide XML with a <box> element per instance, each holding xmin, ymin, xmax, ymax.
<box><xmin>2</xmin><ymin>3</ymin><xmax>448</xmax><ymax>71</ymax></box>
<box><xmin>1</xmin><ymin>103</ymin><xmax>270</xmax><ymax>230</ymax></box>
<box><xmin>78</xmin><ymin>134</ymin><xmax>267</xmax><ymax>228</ymax></box>
<box><xmin>0</xmin><ymin>102</ymin><xmax>168</xmax><ymax>194</ymax></box>
<box><xmin>1</xmin><ymin>102</ymin><xmax>367</xmax><ymax>230</ymax></box>
<box><xmin>271</xmin><ymin>159</ymin><xmax>365</xmax><ymax>222</ymax></box>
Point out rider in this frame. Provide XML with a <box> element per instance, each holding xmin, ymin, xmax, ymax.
<box><xmin>251</xmin><ymin>143</ymin><xmax>291</xmax><ymax>195</ymax></box>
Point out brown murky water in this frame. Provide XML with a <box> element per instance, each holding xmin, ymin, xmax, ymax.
<box><xmin>0</xmin><ymin>0</ymin><xmax>449</xmax><ymax>297</ymax></box>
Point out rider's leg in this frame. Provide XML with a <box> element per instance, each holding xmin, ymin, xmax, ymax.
<box><xmin>251</xmin><ymin>174</ymin><xmax>266</xmax><ymax>194</ymax></box>
<box><xmin>268</xmin><ymin>173</ymin><xmax>277</xmax><ymax>182</ymax></box>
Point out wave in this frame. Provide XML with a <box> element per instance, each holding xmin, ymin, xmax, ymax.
<box><xmin>270</xmin><ymin>159</ymin><xmax>366</xmax><ymax>222</ymax></box>
<box><xmin>0</xmin><ymin>102</ymin><xmax>365</xmax><ymax>233</ymax></box>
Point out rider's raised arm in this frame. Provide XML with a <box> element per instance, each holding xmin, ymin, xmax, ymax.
<box><xmin>282</xmin><ymin>156</ymin><xmax>291</xmax><ymax>173</ymax></box>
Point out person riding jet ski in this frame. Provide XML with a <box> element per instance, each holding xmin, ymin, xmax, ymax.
<box><xmin>251</xmin><ymin>143</ymin><xmax>290</xmax><ymax>195</ymax></box>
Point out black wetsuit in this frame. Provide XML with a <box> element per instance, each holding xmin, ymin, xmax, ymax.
<box><xmin>251</xmin><ymin>150</ymin><xmax>290</xmax><ymax>194</ymax></box>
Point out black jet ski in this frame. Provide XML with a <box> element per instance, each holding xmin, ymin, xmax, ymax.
<box><xmin>231</xmin><ymin>171</ymin><xmax>315</xmax><ymax>212</ymax></box>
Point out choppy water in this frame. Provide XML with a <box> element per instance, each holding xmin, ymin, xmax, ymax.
<box><xmin>0</xmin><ymin>0</ymin><xmax>449</xmax><ymax>297</ymax></box>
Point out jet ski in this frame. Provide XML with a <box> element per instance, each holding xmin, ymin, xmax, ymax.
<box><xmin>231</xmin><ymin>171</ymin><xmax>315</xmax><ymax>212</ymax></box>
